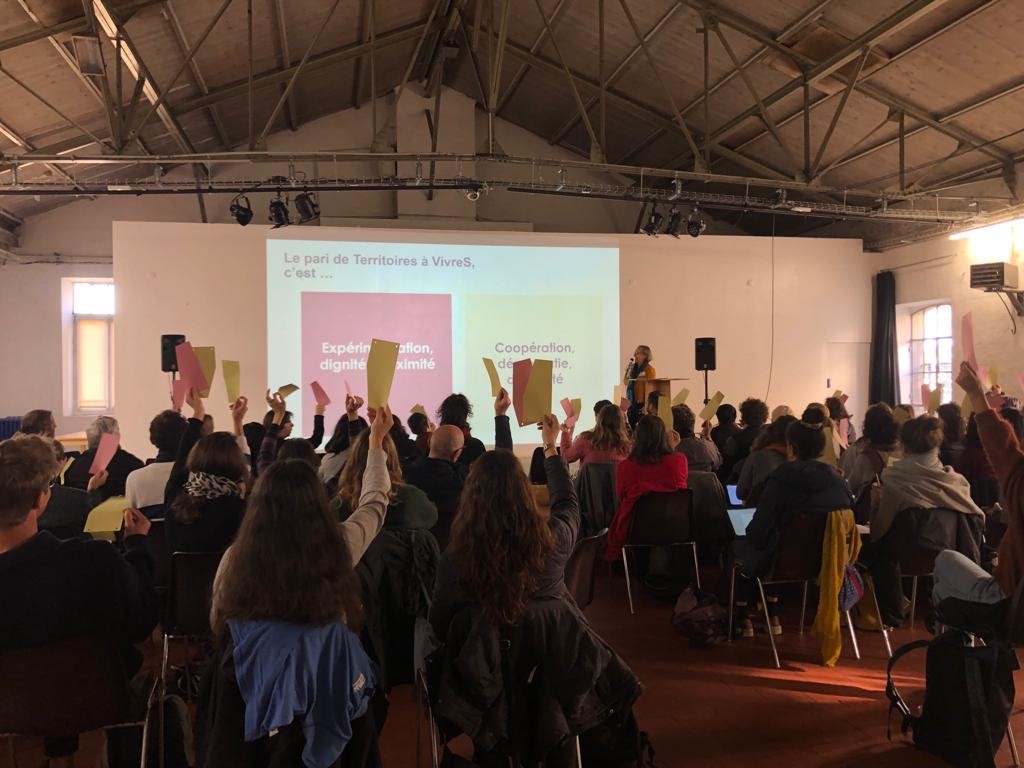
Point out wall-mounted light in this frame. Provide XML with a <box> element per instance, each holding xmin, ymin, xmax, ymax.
<box><xmin>949</xmin><ymin>216</ymin><xmax>1024</xmax><ymax>241</ymax></box>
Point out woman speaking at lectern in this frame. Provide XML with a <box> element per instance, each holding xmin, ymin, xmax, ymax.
<box><xmin>625</xmin><ymin>345</ymin><xmax>657</xmax><ymax>430</ymax></box>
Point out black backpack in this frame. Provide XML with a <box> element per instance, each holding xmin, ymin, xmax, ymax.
<box><xmin>886</xmin><ymin>630</ymin><xmax>1018</xmax><ymax>768</ymax></box>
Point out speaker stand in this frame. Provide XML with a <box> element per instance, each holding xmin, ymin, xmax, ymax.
<box><xmin>703</xmin><ymin>369</ymin><xmax>711</xmax><ymax>405</ymax></box>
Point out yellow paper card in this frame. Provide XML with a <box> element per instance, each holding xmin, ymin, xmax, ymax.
<box><xmin>367</xmin><ymin>338</ymin><xmax>400</xmax><ymax>408</ymax></box>
<box><xmin>571</xmin><ymin>398</ymin><xmax>582</xmax><ymax>421</ymax></box>
<box><xmin>671</xmin><ymin>388</ymin><xmax>690</xmax><ymax>406</ymax></box>
<box><xmin>832</xmin><ymin>390</ymin><xmax>844</xmax><ymax>400</ymax></box>
<box><xmin>522</xmin><ymin>359</ymin><xmax>553</xmax><ymax>423</ymax></box>
<box><xmin>59</xmin><ymin>457</ymin><xmax>73</xmax><ymax>485</ymax></box>
<box><xmin>927</xmin><ymin>383</ymin><xmax>943</xmax><ymax>413</ymax></box>
<box><xmin>84</xmin><ymin>496</ymin><xmax>128</xmax><ymax>533</ymax></box>
<box><xmin>658</xmin><ymin>394</ymin><xmax>673</xmax><ymax>432</ymax></box>
<box><xmin>990</xmin><ymin>364</ymin><xmax>1000</xmax><ymax>387</ymax></box>
<box><xmin>410</xmin><ymin>404</ymin><xmax>427</xmax><ymax>416</ymax></box>
<box><xmin>482</xmin><ymin>358</ymin><xmax>501</xmax><ymax>397</ymax></box>
<box><xmin>222</xmin><ymin>360</ymin><xmax>241</xmax><ymax>403</ymax></box>
<box><xmin>194</xmin><ymin>346</ymin><xmax>217</xmax><ymax>398</ymax></box>
<box><xmin>277</xmin><ymin>384</ymin><xmax>300</xmax><ymax>398</ymax></box>
<box><xmin>698</xmin><ymin>391</ymin><xmax>725</xmax><ymax>423</ymax></box>
<box><xmin>962</xmin><ymin>393</ymin><xmax>975</xmax><ymax>419</ymax></box>
<box><xmin>613</xmin><ymin>384</ymin><xmax>623</xmax><ymax>403</ymax></box>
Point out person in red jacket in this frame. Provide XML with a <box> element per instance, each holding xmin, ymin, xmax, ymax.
<box><xmin>606</xmin><ymin>414</ymin><xmax>687</xmax><ymax>560</ymax></box>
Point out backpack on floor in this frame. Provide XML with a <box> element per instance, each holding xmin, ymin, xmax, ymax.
<box><xmin>885</xmin><ymin>629</ymin><xmax>1018</xmax><ymax>768</ymax></box>
<box><xmin>671</xmin><ymin>588</ymin><xmax>728</xmax><ymax>648</ymax></box>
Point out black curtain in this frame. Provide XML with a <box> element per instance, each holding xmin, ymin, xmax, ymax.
<box><xmin>869</xmin><ymin>270</ymin><xmax>899</xmax><ymax>406</ymax></box>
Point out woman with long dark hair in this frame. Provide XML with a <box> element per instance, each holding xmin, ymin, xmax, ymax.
<box><xmin>606</xmin><ymin>415</ymin><xmax>686</xmax><ymax>561</ymax></box>
<box><xmin>430</xmin><ymin>411</ymin><xmax>578</xmax><ymax>630</ymax></box>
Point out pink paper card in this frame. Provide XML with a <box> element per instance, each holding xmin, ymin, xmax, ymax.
<box><xmin>345</xmin><ymin>379</ymin><xmax>352</xmax><ymax>396</ymax></box>
<box><xmin>175</xmin><ymin>342</ymin><xmax>209</xmax><ymax>394</ymax></box>
<box><xmin>172</xmin><ymin>379</ymin><xmax>189</xmax><ymax>410</ymax></box>
<box><xmin>962</xmin><ymin>312</ymin><xmax>979</xmax><ymax>370</ymax></box>
<box><xmin>560</xmin><ymin>397</ymin><xmax>579</xmax><ymax>428</ymax></box>
<box><xmin>1018</xmin><ymin>373</ymin><xmax>1024</xmax><ymax>395</ymax></box>
<box><xmin>311</xmin><ymin>381</ymin><xmax>331</xmax><ymax>406</ymax></box>
<box><xmin>89</xmin><ymin>432</ymin><xmax>120</xmax><ymax>475</ymax></box>
<box><xmin>560</xmin><ymin>398</ymin><xmax>573</xmax><ymax>417</ymax></box>
<box><xmin>512</xmin><ymin>359</ymin><xmax>533</xmax><ymax>427</ymax></box>
<box><xmin>978</xmin><ymin>366</ymin><xmax>990</xmax><ymax>390</ymax></box>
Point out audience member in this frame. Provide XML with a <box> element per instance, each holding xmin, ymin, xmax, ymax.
<box><xmin>625</xmin><ymin>345</ymin><xmax>656</xmax><ymax>429</ymax></box>
<box><xmin>205</xmin><ymin>458</ymin><xmax>377</xmax><ymax>765</ymax></box>
<box><xmin>37</xmin><ymin>438</ymin><xmax>90</xmax><ymax>538</ymax></box>
<box><xmin>737</xmin><ymin>415</ymin><xmax>796</xmax><ymax>505</ymax></box>
<box><xmin>0</xmin><ymin>435</ymin><xmax>158</xmax><ymax>762</ymax></box>
<box><xmin>319</xmin><ymin>395</ymin><xmax>370</xmax><ymax>487</ymax></box>
<box><xmin>802</xmin><ymin>404</ymin><xmax>837</xmax><ymax>466</ymax></box>
<box><xmin>733</xmin><ymin>417</ymin><xmax>852</xmax><ymax>578</ymax></box>
<box><xmin>407</xmin><ymin>411</ymin><xmax>432</xmax><ymax>456</ymax></box>
<box><xmin>770</xmin><ymin>405</ymin><xmax>793</xmax><ymax>422</ymax></box>
<box><xmin>722</xmin><ymin>398</ymin><xmax>769</xmax><ymax>482</ymax></box>
<box><xmin>825</xmin><ymin>396</ymin><xmax>857</xmax><ymax>448</ymax></box>
<box><xmin>607</xmin><ymin>415</ymin><xmax>686</xmax><ymax>561</ymax></box>
<box><xmin>875</xmin><ymin>416</ymin><xmax>983</xmax><ymax>542</ymax></box>
<box><xmin>212</xmin><ymin>406</ymin><xmax>395</xmax><ymax>626</ymax></box>
<box><xmin>561</xmin><ymin>403</ymin><xmax>631</xmax><ymax>467</ymax></box>
<box><xmin>333</xmin><ymin>430</ymin><xmax>437</xmax><ymax>531</ymax></box>
<box><xmin>257</xmin><ymin>391</ymin><xmax>326</xmax><ymax>474</ymax></box>
<box><xmin>386</xmin><ymin>414</ymin><xmax>421</xmax><ymax>472</ymax></box>
<box><xmin>124</xmin><ymin>409</ymin><xmax>188</xmax><ymax>512</ymax></box>
<box><xmin>955</xmin><ymin>414</ymin><xmax>1000</xmax><ymax>506</ymax></box>
<box><xmin>938</xmin><ymin>402</ymin><xmax>966</xmax><ymax>467</ymax></box>
<box><xmin>1001</xmin><ymin>406</ymin><xmax>1024</xmax><ymax>444</ymax></box>
<box><xmin>64</xmin><ymin>416</ymin><xmax>144</xmax><ymax>501</ymax></box>
<box><xmin>933</xmin><ymin>362</ymin><xmax>1024</xmax><ymax>612</ymax></box>
<box><xmin>844</xmin><ymin>403</ymin><xmax>900</xmax><ymax>494</ymax></box>
<box><xmin>710</xmin><ymin>403</ymin><xmax>740</xmax><ymax>458</ymax></box>
<box><xmin>164</xmin><ymin>391</ymin><xmax>249</xmax><ymax>553</ymax></box>
<box><xmin>430</xmin><ymin>411</ymin><xmax>578</xmax><ymax>631</ymax></box>
<box><xmin>893</xmin><ymin>404</ymin><xmax>915</xmax><ymax>427</ymax></box>
<box><xmin>276</xmin><ymin>438</ymin><xmax>318</xmax><ymax>467</ymax></box>
<box><xmin>19</xmin><ymin>408</ymin><xmax>56</xmax><ymax>438</ymax></box>
<box><xmin>437</xmin><ymin>393</ymin><xmax>486</xmax><ymax>466</ymax></box>
<box><xmin>672</xmin><ymin>404</ymin><xmax>721</xmax><ymax>473</ymax></box>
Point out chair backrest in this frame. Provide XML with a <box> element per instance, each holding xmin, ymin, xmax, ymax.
<box><xmin>889</xmin><ymin>507</ymin><xmax>969</xmax><ymax>575</ymax></box>
<box><xmin>146</xmin><ymin>518</ymin><xmax>171</xmax><ymax>589</ymax></box>
<box><xmin>575</xmin><ymin>461</ymin><xmax>618</xmax><ymax>535</ymax></box>
<box><xmin>768</xmin><ymin>509</ymin><xmax>829</xmax><ymax>583</ymax></box>
<box><xmin>852</xmin><ymin>482</ymin><xmax>874</xmax><ymax>525</ymax></box>
<box><xmin>564</xmin><ymin>528</ymin><xmax>607</xmax><ymax>611</ymax></box>
<box><xmin>626</xmin><ymin>490</ymin><xmax>694</xmax><ymax>547</ymax></box>
<box><xmin>0</xmin><ymin>634</ymin><xmax>135</xmax><ymax>737</ymax></box>
<box><xmin>167</xmin><ymin>550</ymin><xmax>224</xmax><ymax>637</ymax></box>
<box><xmin>139</xmin><ymin>503</ymin><xmax>166</xmax><ymax>520</ymax></box>
<box><xmin>687</xmin><ymin>470</ymin><xmax>733</xmax><ymax>543</ymax></box>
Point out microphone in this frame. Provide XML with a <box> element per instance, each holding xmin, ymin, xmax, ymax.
<box><xmin>625</xmin><ymin>357</ymin><xmax>634</xmax><ymax>376</ymax></box>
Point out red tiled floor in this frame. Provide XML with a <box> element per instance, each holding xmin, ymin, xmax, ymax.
<box><xmin>13</xmin><ymin>573</ymin><xmax>1024</xmax><ymax>766</ymax></box>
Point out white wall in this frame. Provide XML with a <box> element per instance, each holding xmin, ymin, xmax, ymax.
<box><xmin>872</xmin><ymin>227</ymin><xmax>1024</xmax><ymax>402</ymax></box>
<box><xmin>109</xmin><ymin>221</ymin><xmax>871</xmax><ymax>457</ymax></box>
<box><xmin>0</xmin><ymin>261</ymin><xmax>112</xmax><ymax>434</ymax></box>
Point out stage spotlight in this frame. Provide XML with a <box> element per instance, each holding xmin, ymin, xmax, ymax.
<box><xmin>686</xmin><ymin>207</ymin><xmax>706</xmax><ymax>238</ymax></box>
<box><xmin>665</xmin><ymin>208</ymin><xmax>683</xmax><ymax>238</ymax></box>
<box><xmin>294</xmin><ymin>191</ymin><xmax>320</xmax><ymax>224</ymax></box>
<box><xmin>268</xmin><ymin>193</ymin><xmax>291</xmax><ymax>228</ymax></box>
<box><xmin>640</xmin><ymin>207</ymin><xmax>664</xmax><ymax>236</ymax></box>
<box><xmin>229</xmin><ymin>194</ymin><xmax>253</xmax><ymax>226</ymax></box>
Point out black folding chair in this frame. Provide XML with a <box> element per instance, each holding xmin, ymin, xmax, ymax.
<box><xmin>565</xmin><ymin>528</ymin><xmax>607</xmax><ymax>611</ymax></box>
<box><xmin>0</xmin><ymin>634</ymin><xmax>156</xmax><ymax>768</ymax></box>
<box><xmin>621</xmin><ymin>490</ymin><xmax>699</xmax><ymax>615</ymax></box>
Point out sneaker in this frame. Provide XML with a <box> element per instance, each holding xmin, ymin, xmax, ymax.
<box><xmin>770</xmin><ymin>616</ymin><xmax>783</xmax><ymax>636</ymax></box>
<box><xmin>741</xmin><ymin>618</ymin><xmax>755</xmax><ymax>638</ymax></box>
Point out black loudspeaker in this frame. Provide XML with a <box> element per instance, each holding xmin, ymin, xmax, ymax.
<box><xmin>161</xmin><ymin>334</ymin><xmax>186</xmax><ymax>372</ymax></box>
<box><xmin>695</xmin><ymin>337</ymin><xmax>717</xmax><ymax>371</ymax></box>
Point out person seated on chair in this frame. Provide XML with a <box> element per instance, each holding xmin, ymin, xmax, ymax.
<box><xmin>672</xmin><ymin>404</ymin><xmax>721</xmax><ymax>473</ymax></box>
<box><xmin>17</xmin><ymin>408</ymin><xmax>57</xmax><ymax>439</ymax></box>
<box><xmin>275</xmin><ymin>438</ymin><xmax>318</xmax><ymax>468</ymax></box>
<box><xmin>844</xmin><ymin>403</ymin><xmax>900</xmax><ymax>494</ymax></box>
<box><xmin>164</xmin><ymin>390</ymin><xmax>251</xmax><ymax>554</ymax></box>
<box><xmin>0</xmin><ymin>434</ymin><xmax>158</xmax><ymax>765</ymax></box>
<box><xmin>736</xmin><ymin>414</ymin><xmax>797</xmax><ymax>505</ymax></box>
<box><xmin>437</xmin><ymin>393</ymin><xmax>487</xmax><ymax>467</ymax></box>
<box><xmin>606</xmin><ymin>415</ymin><xmax>686</xmax><ymax>562</ymax></box>
<box><xmin>932</xmin><ymin>362</ymin><xmax>1024</xmax><ymax>620</ymax></box>
<box><xmin>385</xmin><ymin>414</ymin><xmax>421</xmax><ymax>473</ymax></box>
<box><xmin>825</xmin><ymin>396</ymin><xmax>857</xmax><ymax>451</ymax></box>
<box><xmin>955</xmin><ymin>414</ymin><xmax>1002</xmax><ymax>507</ymax></box>
<box><xmin>256</xmin><ymin>391</ymin><xmax>327</xmax><ymax>475</ymax></box>
<box><xmin>125</xmin><ymin>409</ymin><xmax>188</xmax><ymax>512</ymax></box>
<box><xmin>332</xmin><ymin>429</ymin><xmax>437</xmax><ymax>532</ymax></box>
<box><xmin>429</xmin><ymin>403</ymin><xmax>576</xmax><ymax>634</ymax></box>
<box><xmin>37</xmin><ymin>438</ymin><xmax>91</xmax><ymax>539</ymax></box>
<box><xmin>711</xmin><ymin>403</ymin><xmax>740</xmax><ymax>479</ymax></box>
<box><xmin>722</xmin><ymin>398</ymin><xmax>770</xmax><ymax>483</ymax></box>
<box><xmin>733</xmin><ymin>414</ymin><xmax>853</xmax><ymax>579</ymax></box>
<box><xmin>560</xmin><ymin>402</ymin><xmax>631</xmax><ymax>468</ymax></box>
<box><xmin>64</xmin><ymin>416</ymin><xmax>144</xmax><ymax>501</ymax></box>
<box><xmin>205</xmin><ymin>448</ymin><xmax>383</xmax><ymax>767</ymax></box>
<box><xmin>938</xmin><ymin>402</ymin><xmax>966</xmax><ymax>467</ymax></box>
<box><xmin>318</xmin><ymin>395</ymin><xmax>370</xmax><ymax>491</ymax></box>
<box><xmin>875</xmin><ymin>415</ymin><xmax>984</xmax><ymax>543</ymax></box>
<box><xmin>407</xmin><ymin>410</ymin><xmax>432</xmax><ymax>457</ymax></box>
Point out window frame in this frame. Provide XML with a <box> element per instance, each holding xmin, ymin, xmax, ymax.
<box><xmin>907</xmin><ymin>303</ymin><xmax>953</xmax><ymax>409</ymax></box>
<box><xmin>62</xmin><ymin>278</ymin><xmax>115</xmax><ymax>416</ymax></box>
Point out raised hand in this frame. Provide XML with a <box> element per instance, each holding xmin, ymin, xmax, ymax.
<box><xmin>265</xmin><ymin>390</ymin><xmax>287</xmax><ymax>424</ymax></box>
<box><xmin>186</xmin><ymin>387</ymin><xmax>205</xmax><ymax>420</ymax></box>
<box><xmin>494</xmin><ymin>387</ymin><xmax>511</xmax><ymax>416</ymax></box>
<box><xmin>123</xmin><ymin>508</ymin><xmax>151</xmax><ymax>537</ymax></box>
<box><xmin>538</xmin><ymin>413</ymin><xmax>561</xmax><ymax>446</ymax></box>
<box><xmin>369</xmin><ymin>403</ymin><xmax>393</xmax><ymax>448</ymax></box>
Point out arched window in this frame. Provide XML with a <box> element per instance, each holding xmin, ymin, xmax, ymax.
<box><xmin>909</xmin><ymin>303</ymin><xmax>952</xmax><ymax>408</ymax></box>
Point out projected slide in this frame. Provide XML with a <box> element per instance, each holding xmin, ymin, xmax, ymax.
<box><xmin>267</xmin><ymin>237</ymin><xmax>619</xmax><ymax>444</ymax></box>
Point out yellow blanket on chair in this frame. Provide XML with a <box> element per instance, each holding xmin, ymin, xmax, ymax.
<box><xmin>812</xmin><ymin>508</ymin><xmax>860</xmax><ymax>667</ymax></box>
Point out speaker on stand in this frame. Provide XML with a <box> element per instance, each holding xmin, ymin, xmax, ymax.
<box><xmin>695</xmin><ymin>337</ymin><xmax>717</xmax><ymax>405</ymax></box>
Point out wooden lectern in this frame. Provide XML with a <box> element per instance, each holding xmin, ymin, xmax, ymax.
<box><xmin>627</xmin><ymin>377</ymin><xmax>688</xmax><ymax>402</ymax></box>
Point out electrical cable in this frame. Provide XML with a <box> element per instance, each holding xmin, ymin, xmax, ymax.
<box><xmin>765</xmin><ymin>214</ymin><xmax>776</xmax><ymax>402</ymax></box>
<box><xmin>997</xmin><ymin>292</ymin><xmax>1018</xmax><ymax>335</ymax></box>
